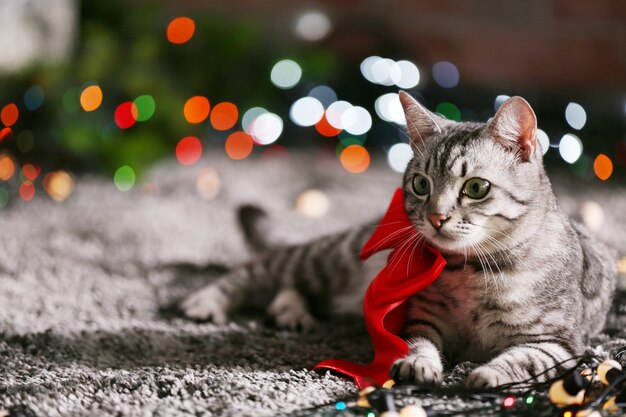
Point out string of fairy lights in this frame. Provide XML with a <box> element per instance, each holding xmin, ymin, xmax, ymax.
<box><xmin>288</xmin><ymin>352</ymin><xmax>626</xmax><ymax>417</ymax></box>
<box><xmin>0</xmin><ymin>11</ymin><xmax>623</xmax><ymax>210</ymax></box>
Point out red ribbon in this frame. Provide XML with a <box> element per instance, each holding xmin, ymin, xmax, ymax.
<box><xmin>314</xmin><ymin>188</ymin><xmax>446</xmax><ymax>388</ymax></box>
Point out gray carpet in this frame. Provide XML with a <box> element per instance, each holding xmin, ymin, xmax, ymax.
<box><xmin>0</xmin><ymin>153</ymin><xmax>625</xmax><ymax>417</ymax></box>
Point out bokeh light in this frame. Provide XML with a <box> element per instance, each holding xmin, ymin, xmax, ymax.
<box><xmin>340</xmin><ymin>144</ymin><xmax>370</xmax><ymax>173</ymax></box>
<box><xmin>196</xmin><ymin>167</ymin><xmax>221</xmax><ymax>200</ymax></box>
<box><xmin>308</xmin><ymin>85</ymin><xmax>337</xmax><ymax>108</ymax></box>
<box><xmin>565</xmin><ymin>102</ymin><xmax>587</xmax><ymax>130</ymax></box>
<box><xmin>435</xmin><ymin>102</ymin><xmax>461</xmax><ymax>121</ymax></box>
<box><xmin>0</xmin><ymin>188</ymin><xmax>8</xmax><ymax>208</ymax></box>
<box><xmin>290</xmin><ymin>97</ymin><xmax>324</xmax><ymax>126</ymax></box>
<box><xmin>360</xmin><ymin>56</ymin><xmax>381</xmax><ymax>84</ymax></box>
<box><xmin>176</xmin><ymin>136</ymin><xmax>203</xmax><ymax>166</ymax></box>
<box><xmin>371</xmin><ymin>58</ymin><xmax>396</xmax><ymax>86</ymax></box>
<box><xmin>44</xmin><ymin>171</ymin><xmax>74</xmax><ymax>202</ymax></box>
<box><xmin>432</xmin><ymin>61</ymin><xmax>460</xmax><ymax>88</ymax></box>
<box><xmin>24</xmin><ymin>85</ymin><xmax>45</xmax><ymax>111</ymax></box>
<box><xmin>114</xmin><ymin>166</ymin><xmax>136</xmax><ymax>192</ymax></box>
<box><xmin>341</xmin><ymin>106</ymin><xmax>372</xmax><ymax>135</ymax></box>
<box><xmin>536</xmin><ymin>129</ymin><xmax>550</xmax><ymax>155</ymax></box>
<box><xmin>0</xmin><ymin>155</ymin><xmax>15</xmax><ymax>181</ymax></box>
<box><xmin>242</xmin><ymin>107</ymin><xmax>268</xmax><ymax>133</ymax></box>
<box><xmin>19</xmin><ymin>181</ymin><xmax>35</xmax><ymax>201</ymax></box>
<box><xmin>184</xmin><ymin>96</ymin><xmax>210</xmax><ymax>124</ymax></box>
<box><xmin>393</xmin><ymin>60</ymin><xmax>420</xmax><ymax>89</ymax></box>
<box><xmin>295</xmin><ymin>189</ymin><xmax>330</xmax><ymax>218</ymax></box>
<box><xmin>1</xmin><ymin>103</ymin><xmax>19</xmax><ymax>127</ymax></box>
<box><xmin>494</xmin><ymin>95</ymin><xmax>510</xmax><ymax>111</ymax></box>
<box><xmin>270</xmin><ymin>59</ymin><xmax>302</xmax><ymax>89</ymax></box>
<box><xmin>80</xmin><ymin>85</ymin><xmax>103</xmax><ymax>112</ymax></box>
<box><xmin>580</xmin><ymin>200</ymin><xmax>604</xmax><ymax>232</ymax></box>
<box><xmin>559</xmin><ymin>133</ymin><xmax>583</xmax><ymax>164</ymax></box>
<box><xmin>62</xmin><ymin>87</ymin><xmax>81</xmax><ymax>113</ymax></box>
<box><xmin>114</xmin><ymin>102</ymin><xmax>137</xmax><ymax>129</ymax></box>
<box><xmin>388</xmin><ymin>143</ymin><xmax>414</xmax><ymax>172</ymax></box>
<box><xmin>250</xmin><ymin>112</ymin><xmax>283</xmax><ymax>145</ymax></box>
<box><xmin>225</xmin><ymin>131</ymin><xmax>253</xmax><ymax>160</ymax></box>
<box><xmin>315</xmin><ymin>114</ymin><xmax>341</xmax><ymax>137</ymax></box>
<box><xmin>593</xmin><ymin>154</ymin><xmax>613</xmax><ymax>181</ymax></box>
<box><xmin>22</xmin><ymin>163</ymin><xmax>40</xmax><ymax>181</ymax></box>
<box><xmin>294</xmin><ymin>11</ymin><xmax>331</xmax><ymax>41</ymax></box>
<box><xmin>0</xmin><ymin>127</ymin><xmax>12</xmax><ymax>142</ymax></box>
<box><xmin>210</xmin><ymin>102</ymin><xmax>239</xmax><ymax>131</ymax></box>
<box><xmin>133</xmin><ymin>95</ymin><xmax>156</xmax><ymax>121</ymax></box>
<box><xmin>326</xmin><ymin>101</ymin><xmax>352</xmax><ymax>129</ymax></box>
<box><xmin>375</xmin><ymin>93</ymin><xmax>406</xmax><ymax>125</ymax></box>
<box><xmin>167</xmin><ymin>17</ymin><xmax>195</xmax><ymax>44</ymax></box>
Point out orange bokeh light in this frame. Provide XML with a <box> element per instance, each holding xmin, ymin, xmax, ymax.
<box><xmin>167</xmin><ymin>17</ymin><xmax>195</xmax><ymax>44</ymax></box>
<box><xmin>19</xmin><ymin>181</ymin><xmax>35</xmax><ymax>201</ymax></box>
<box><xmin>1</xmin><ymin>103</ymin><xmax>19</xmax><ymax>127</ymax></box>
<box><xmin>340</xmin><ymin>145</ymin><xmax>370</xmax><ymax>173</ymax></box>
<box><xmin>593</xmin><ymin>154</ymin><xmax>613</xmax><ymax>181</ymax></box>
<box><xmin>80</xmin><ymin>85</ymin><xmax>103</xmax><ymax>112</ymax></box>
<box><xmin>184</xmin><ymin>96</ymin><xmax>210</xmax><ymax>124</ymax></box>
<box><xmin>225</xmin><ymin>131</ymin><xmax>254</xmax><ymax>160</ymax></box>
<box><xmin>315</xmin><ymin>114</ymin><xmax>341</xmax><ymax>137</ymax></box>
<box><xmin>210</xmin><ymin>102</ymin><xmax>239</xmax><ymax>131</ymax></box>
<box><xmin>0</xmin><ymin>155</ymin><xmax>15</xmax><ymax>181</ymax></box>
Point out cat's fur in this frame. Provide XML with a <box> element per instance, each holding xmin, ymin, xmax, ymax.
<box><xmin>181</xmin><ymin>93</ymin><xmax>617</xmax><ymax>388</ymax></box>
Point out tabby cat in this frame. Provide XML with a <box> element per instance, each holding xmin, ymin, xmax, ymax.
<box><xmin>181</xmin><ymin>92</ymin><xmax>617</xmax><ymax>388</ymax></box>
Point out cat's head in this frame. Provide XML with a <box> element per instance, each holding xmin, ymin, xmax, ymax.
<box><xmin>400</xmin><ymin>92</ymin><xmax>551</xmax><ymax>257</ymax></box>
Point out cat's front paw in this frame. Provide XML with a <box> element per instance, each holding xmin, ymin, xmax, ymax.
<box><xmin>465</xmin><ymin>366</ymin><xmax>512</xmax><ymax>389</ymax></box>
<box><xmin>180</xmin><ymin>285</ymin><xmax>230</xmax><ymax>324</ymax></box>
<box><xmin>390</xmin><ymin>355</ymin><xmax>443</xmax><ymax>385</ymax></box>
<box><xmin>267</xmin><ymin>289</ymin><xmax>316</xmax><ymax>332</ymax></box>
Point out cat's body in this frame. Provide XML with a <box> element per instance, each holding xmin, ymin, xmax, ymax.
<box><xmin>181</xmin><ymin>93</ymin><xmax>617</xmax><ymax>388</ymax></box>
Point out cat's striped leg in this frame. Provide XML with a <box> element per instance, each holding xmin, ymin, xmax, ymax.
<box><xmin>390</xmin><ymin>329</ymin><xmax>444</xmax><ymax>385</ymax></box>
<box><xmin>465</xmin><ymin>342</ymin><xmax>577</xmax><ymax>388</ymax></box>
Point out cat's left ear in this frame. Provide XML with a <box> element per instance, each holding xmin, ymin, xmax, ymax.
<box><xmin>488</xmin><ymin>96</ymin><xmax>537</xmax><ymax>162</ymax></box>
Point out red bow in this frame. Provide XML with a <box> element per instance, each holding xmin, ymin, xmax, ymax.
<box><xmin>314</xmin><ymin>188</ymin><xmax>446</xmax><ymax>388</ymax></box>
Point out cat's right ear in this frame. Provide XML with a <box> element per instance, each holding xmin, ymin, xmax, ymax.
<box><xmin>399</xmin><ymin>91</ymin><xmax>451</xmax><ymax>145</ymax></box>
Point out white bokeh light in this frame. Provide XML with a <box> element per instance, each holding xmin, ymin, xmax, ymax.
<box><xmin>326</xmin><ymin>101</ymin><xmax>352</xmax><ymax>129</ymax></box>
<box><xmin>270</xmin><ymin>60</ymin><xmax>302</xmax><ymax>89</ymax></box>
<box><xmin>294</xmin><ymin>11</ymin><xmax>331</xmax><ymax>41</ymax></box>
<box><xmin>290</xmin><ymin>97</ymin><xmax>324</xmax><ymax>126</ymax></box>
<box><xmin>250</xmin><ymin>112</ymin><xmax>283</xmax><ymax>145</ymax></box>
<box><xmin>536</xmin><ymin>128</ymin><xmax>550</xmax><ymax>155</ymax></box>
<box><xmin>394</xmin><ymin>60</ymin><xmax>420</xmax><ymax>89</ymax></box>
<box><xmin>295</xmin><ymin>189</ymin><xmax>330</xmax><ymax>218</ymax></box>
<box><xmin>387</xmin><ymin>143</ymin><xmax>414</xmax><ymax>172</ymax></box>
<box><xmin>371</xmin><ymin>58</ymin><xmax>396</xmax><ymax>86</ymax></box>
<box><xmin>242</xmin><ymin>107</ymin><xmax>268</xmax><ymax>133</ymax></box>
<box><xmin>559</xmin><ymin>133</ymin><xmax>583</xmax><ymax>164</ymax></box>
<box><xmin>360</xmin><ymin>56</ymin><xmax>381</xmax><ymax>84</ymax></box>
<box><xmin>565</xmin><ymin>102</ymin><xmax>587</xmax><ymax>130</ymax></box>
<box><xmin>341</xmin><ymin>106</ymin><xmax>372</xmax><ymax>135</ymax></box>
<box><xmin>494</xmin><ymin>95</ymin><xmax>510</xmax><ymax>111</ymax></box>
<box><xmin>580</xmin><ymin>200</ymin><xmax>604</xmax><ymax>232</ymax></box>
<box><xmin>375</xmin><ymin>93</ymin><xmax>406</xmax><ymax>125</ymax></box>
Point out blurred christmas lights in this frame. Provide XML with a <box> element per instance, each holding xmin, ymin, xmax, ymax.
<box><xmin>559</xmin><ymin>134</ymin><xmax>583</xmax><ymax>164</ymax></box>
<box><xmin>23</xmin><ymin>85</ymin><xmax>45</xmax><ymax>111</ymax></box>
<box><xmin>225</xmin><ymin>131</ymin><xmax>253</xmax><ymax>160</ymax></box>
<box><xmin>196</xmin><ymin>167</ymin><xmax>221</xmax><ymax>200</ymax></box>
<box><xmin>80</xmin><ymin>85</ymin><xmax>103</xmax><ymax>112</ymax></box>
<box><xmin>387</xmin><ymin>143</ymin><xmax>413</xmax><ymax>173</ymax></box>
<box><xmin>176</xmin><ymin>136</ymin><xmax>203</xmax><ymax>166</ymax></box>
<box><xmin>536</xmin><ymin>129</ymin><xmax>550</xmax><ymax>155</ymax></box>
<box><xmin>294</xmin><ymin>11</ymin><xmax>331</xmax><ymax>41</ymax></box>
<box><xmin>565</xmin><ymin>102</ymin><xmax>587</xmax><ymax>130</ymax></box>
<box><xmin>210</xmin><ymin>102</ymin><xmax>238</xmax><ymax>131</ymax></box>
<box><xmin>340</xmin><ymin>144</ymin><xmax>370</xmax><ymax>173</ymax></box>
<box><xmin>133</xmin><ymin>95</ymin><xmax>156</xmax><ymax>121</ymax></box>
<box><xmin>295</xmin><ymin>189</ymin><xmax>330</xmax><ymax>218</ymax></box>
<box><xmin>184</xmin><ymin>96</ymin><xmax>210</xmax><ymax>124</ymax></box>
<box><xmin>167</xmin><ymin>17</ymin><xmax>195</xmax><ymax>44</ymax></box>
<box><xmin>432</xmin><ymin>61</ymin><xmax>460</xmax><ymax>88</ymax></box>
<box><xmin>1</xmin><ymin>103</ymin><xmax>19</xmax><ymax>127</ymax></box>
<box><xmin>250</xmin><ymin>112</ymin><xmax>283</xmax><ymax>145</ymax></box>
<box><xmin>290</xmin><ymin>97</ymin><xmax>324</xmax><ymax>127</ymax></box>
<box><xmin>580</xmin><ymin>200</ymin><xmax>604</xmax><ymax>232</ymax></box>
<box><xmin>44</xmin><ymin>171</ymin><xmax>74</xmax><ymax>202</ymax></box>
<box><xmin>114</xmin><ymin>102</ymin><xmax>137</xmax><ymax>129</ymax></box>
<box><xmin>0</xmin><ymin>155</ymin><xmax>15</xmax><ymax>181</ymax></box>
<box><xmin>114</xmin><ymin>166</ymin><xmax>136</xmax><ymax>192</ymax></box>
<box><xmin>270</xmin><ymin>60</ymin><xmax>302</xmax><ymax>89</ymax></box>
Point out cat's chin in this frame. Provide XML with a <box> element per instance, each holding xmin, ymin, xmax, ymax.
<box><xmin>422</xmin><ymin>234</ymin><xmax>467</xmax><ymax>255</ymax></box>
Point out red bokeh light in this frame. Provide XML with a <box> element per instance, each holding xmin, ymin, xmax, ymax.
<box><xmin>176</xmin><ymin>136</ymin><xmax>203</xmax><ymax>166</ymax></box>
<box><xmin>114</xmin><ymin>102</ymin><xmax>137</xmax><ymax>129</ymax></box>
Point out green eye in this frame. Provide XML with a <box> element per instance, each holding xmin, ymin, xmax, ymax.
<box><xmin>412</xmin><ymin>174</ymin><xmax>431</xmax><ymax>196</ymax></box>
<box><xmin>463</xmin><ymin>178</ymin><xmax>490</xmax><ymax>199</ymax></box>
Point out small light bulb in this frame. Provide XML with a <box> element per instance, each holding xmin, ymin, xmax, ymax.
<box><xmin>597</xmin><ymin>359</ymin><xmax>622</xmax><ymax>385</ymax></box>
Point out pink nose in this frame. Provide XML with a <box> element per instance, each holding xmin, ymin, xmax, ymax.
<box><xmin>427</xmin><ymin>213</ymin><xmax>450</xmax><ymax>230</ymax></box>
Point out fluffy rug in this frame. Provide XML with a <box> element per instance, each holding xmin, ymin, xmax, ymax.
<box><xmin>0</xmin><ymin>152</ymin><xmax>625</xmax><ymax>417</ymax></box>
